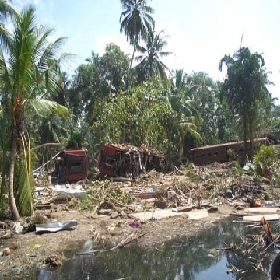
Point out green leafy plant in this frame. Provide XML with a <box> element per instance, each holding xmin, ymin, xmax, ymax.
<box><xmin>253</xmin><ymin>145</ymin><xmax>278</xmax><ymax>176</ymax></box>
<box><xmin>80</xmin><ymin>180</ymin><xmax>134</xmax><ymax>211</ymax></box>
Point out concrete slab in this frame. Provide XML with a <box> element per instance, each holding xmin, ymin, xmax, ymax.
<box><xmin>243</xmin><ymin>214</ymin><xmax>279</xmax><ymax>222</ymax></box>
<box><xmin>131</xmin><ymin>208</ymin><xmax>208</xmax><ymax>222</ymax></box>
<box><xmin>243</xmin><ymin>207</ymin><xmax>280</xmax><ymax>213</ymax></box>
<box><xmin>233</xmin><ymin>207</ymin><xmax>280</xmax><ymax>217</ymax></box>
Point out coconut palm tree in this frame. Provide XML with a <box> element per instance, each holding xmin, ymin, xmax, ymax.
<box><xmin>0</xmin><ymin>5</ymin><xmax>68</xmax><ymax>220</ymax></box>
<box><xmin>168</xmin><ymin>70</ymin><xmax>201</xmax><ymax>162</ymax></box>
<box><xmin>0</xmin><ymin>0</ymin><xmax>18</xmax><ymax>216</ymax></box>
<box><xmin>135</xmin><ymin>29</ymin><xmax>172</xmax><ymax>82</ymax></box>
<box><xmin>120</xmin><ymin>0</ymin><xmax>155</xmax><ymax>68</ymax></box>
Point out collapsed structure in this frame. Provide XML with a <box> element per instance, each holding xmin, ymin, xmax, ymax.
<box><xmin>98</xmin><ymin>143</ymin><xmax>166</xmax><ymax>178</ymax></box>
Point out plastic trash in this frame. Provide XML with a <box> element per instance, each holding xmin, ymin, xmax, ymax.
<box><xmin>36</xmin><ymin>219</ymin><xmax>77</xmax><ymax>233</ymax></box>
<box><xmin>129</xmin><ymin>219</ymin><xmax>139</xmax><ymax>228</ymax></box>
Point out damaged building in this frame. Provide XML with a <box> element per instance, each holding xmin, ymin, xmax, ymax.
<box><xmin>190</xmin><ymin>138</ymin><xmax>268</xmax><ymax>165</ymax></box>
<box><xmin>98</xmin><ymin>143</ymin><xmax>166</xmax><ymax>178</ymax></box>
<box><xmin>53</xmin><ymin>149</ymin><xmax>89</xmax><ymax>183</ymax></box>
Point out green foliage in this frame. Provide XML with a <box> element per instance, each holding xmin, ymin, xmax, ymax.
<box><xmin>219</xmin><ymin>47</ymin><xmax>272</xmax><ymax>154</ymax></box>
<box><xmin>120</xmin><ymin>0</ymin><xmax>155</xmax><ymax>46</ymax></box>
<box><xmin>185</xmin><ymin>164</ymin><xmax>201</xmax><ymax>182</ymax></box>
<box><xmin>135</xmin><ymin>29</ymin><xmax>172</xmax><ymax>82</ymax></box>
<box><xmin>80</xmin><ymin>180</ymin><xmax>134</xmax><ymax>211</ymax></box>
<box><xmin>66</xmin><ymin>131</ymin><xmax>84</xmax><ymax>149</ymax></box>
<box><xmin>187</xmin><ymin>72</ymin><xmax>221</xmax><ymax>145</ymax></box>
<box><xmin>16</xmin><ymin>155</ymin><xmax>34</xmax><ymax>216</ymax></box>
<box><xmin>216</xmin><ymin>95</ymin><xmax>239</xmax><ymax>143</ymax></box>
<box><xmin>230</xmin><ymin>163</ymin><xmax>249</xmax><ymax>176</ymax></box>
<box><xmin>0</xmin><ymin>4</ymin><xmax>68</xmax><ymax>219</ymax></box>
<box><xmin>253</xmin><ymin>144</ymin><xmax>278</xmax><ymax>176</ymax></box>
<box><xmin>227</xmin><ymin>148</ymin><xmax>236</xmax><ymax>161</ymax></box>
<box><xmin>72</xmin><ymin>44</ymin><xmax>130</xmax><ymax>126</ymax></box>
<box><xmin>91</xmin><ymin>79</ymin><xmax>177</xmax><ymax>156</ymax></box>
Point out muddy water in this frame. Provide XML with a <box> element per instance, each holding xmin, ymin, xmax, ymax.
<box><xmin>24</xmin><ymin>219</ymin><xmax>280</xmax><ymax>279</ymax></box>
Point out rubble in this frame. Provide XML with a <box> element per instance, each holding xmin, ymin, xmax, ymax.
<box><xmin>44</xmin><ymin>254</ymin><xmax>63</xmax><ymax>267</ymax></box>
<box><xmin>28</xmin><ymin>161</ymin><xmax>280</xmax><ymax>230</ymax></box>
<box><xmin>0</xmin><ymin>160</ymin><xmax>280</xmax><ymax>276</ymax></box>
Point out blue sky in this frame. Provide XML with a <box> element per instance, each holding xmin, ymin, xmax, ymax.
<box><xmin>14</xmin><ymin>0</ymin><xmax>280</xmax><ymax>102</ymax></box>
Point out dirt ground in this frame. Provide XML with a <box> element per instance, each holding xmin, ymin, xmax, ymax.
<box><xmin>0</xmin><ymin>163</ymin><xmax>278</xmax><ymax>277</ymax></box>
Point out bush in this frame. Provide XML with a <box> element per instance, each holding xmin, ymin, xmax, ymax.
<box><xmin>253</xmin><ymin>145</ymin><xmax>278</xmax><ymax>176</ymax></box>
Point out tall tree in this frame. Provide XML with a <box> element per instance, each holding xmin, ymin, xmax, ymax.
<box><xmin>0</xmin><ymin>5</ymin><xmax>68</xmax><ymax>220</ymax></box>
<box><xmin>72</xmin><ymin>44</ymin><xmax>130</xmax><ymax>124</ymax></box>
<box><xmin>169</xmin><ymin>70</ymin><xmax>201</xmax><ymax>162</ymax></box>
<box><xmin>219</xmin><ymin>47</ymin><xmax>272</xmax><ymax>156</ymax></box>
<box><xmin>135</xmin><ymin>29</ymin><xmax>172</xmax><ymax>82</ymax></box>
<box><xmin>0</xmin><ymin>0</ymin><xmax>17</xmax><ymax>214</ymax></box>
<box><xmin>120</xmin><ymin>0</ymin><xmax>155</xmax><ymax>69</ymax></box>
<box><xmin>185</xmin><ymin>72</ymin><xmax>220</xmax><ymax>145</ymax></box>
<box><xmin>91</xmin><ymin>79</ymin><xmax>176</xmax><ymax>155</ymax></box>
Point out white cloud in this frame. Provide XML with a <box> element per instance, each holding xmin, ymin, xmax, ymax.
<box><xmin>95</xmin><ymin>34</ymin><xmax>133</xmax><ymax>57</ymax></box>
<box><xmin>12</xmin><ymin>0</ymin><xmax>280</xmax><ymax>102</ymax></box>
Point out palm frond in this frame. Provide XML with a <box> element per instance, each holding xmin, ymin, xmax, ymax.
<box><xmin>0</xmin><ymin>23</ymin><xmax>12</xmax><ymax>52</ymax></box>
<box><xmin>26</xmin><ymin>99</ymin><xmax>69</xmax><ymax>116</ymax></box>
<box><xmin>37</xmin><ymin>36</ymin><xmax>67</xmax><ymax>71</ymax></box>
<box><xmin>17</xmin><ymin>133</ymin><xmax>34</xmax><ymax>216</ymax></box>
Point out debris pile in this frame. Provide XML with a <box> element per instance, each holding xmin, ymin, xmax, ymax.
<box><xmin>80</xmin><ymin>180</ymin><xmax>134</xmax><ymax>216</ymax></box>
<box><xmin>0</xmin><ymin>158</ymin><xmax>280</xmax><ymax>277</ymax></box>
<box><xmin>98</xmin><ymin>143</ymin><xmax>166</xmax><ymax>178</ymax></box>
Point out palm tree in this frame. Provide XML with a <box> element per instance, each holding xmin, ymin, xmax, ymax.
<box><xmin>0</xmin><ymin>5</ymin><xmax>68</xmax><ymax>220</ymax></box>
<box><xmin>0</xmin><ymin>0</ymin><xmax>18</xmax><ymax>215</ymax></box>
<box><xmin>135</xmin><ymin>29</ymin><xmax>172</xmax><ymax>82</ymax></box>
<box><xmin>120</xmin><ymin>0</ymin><xmax>155</xmax><ymax>68</ymax></box>
<box><xmin>168</xmin><ymin>70</ymin><xmax>201</xmax><ymax>162</ymax></box>
<box><xmin>170</xmin><ymin>69</ymin><xmax>198</xmax><ymax>116</ymax></box>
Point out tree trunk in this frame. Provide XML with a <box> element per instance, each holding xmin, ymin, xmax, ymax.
<box><xmin>243</xmin><ymin>113</ymin><xmax>248</xmax><ymax>157</ymax></box>
<box><xmin>126</xmin><ymin>44</ymin><xmax>136</xmax><ymax>90</ymax></box>
<box><xmin>8</xmin><ymin>129</ymin><xmax>20</xmax><ymax>221</ymax></box>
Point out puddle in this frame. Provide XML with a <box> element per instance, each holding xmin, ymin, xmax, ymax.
<box><xmin>13</xmin><ymin>218</ymin><xmax>280</xmax><ymax>279</ymax></box>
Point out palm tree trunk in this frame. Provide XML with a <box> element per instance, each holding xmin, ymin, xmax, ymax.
<box><xmin>130</xmin><ymin>44</ymin><xmax>136</xmax><ymax>70</ymax></box>
<box><xmin>9</xmin><ymin>129</ymin><xmax>20</xmax><ymax>221</ymax></box>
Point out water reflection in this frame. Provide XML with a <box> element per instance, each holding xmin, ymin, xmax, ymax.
<box><xmin>33</xmin><ymin>218</ymin><xmax>279</xmax><ymax>279</ymax></box>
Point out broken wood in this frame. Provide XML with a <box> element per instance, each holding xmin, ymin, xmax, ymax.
<box><xmin>31</xmin><ymin>142</ymin><xmax>62</xmax><ymax>151</ymax></box>
<box><xmin>91</xmin><ymin>199</ymin><xmax>106</xmax><ymax>216</ymax></box>
<box><xmin>174</xmin><ymin>166</ymin><xmax>184</xmax><ymax>175</ymax></box>
<box><xmin>33</xmin><ymin>151</ymin><xmax>61</xmax><ymax>173</ymax></box>
<box><xmin>110</xmin><ymin>232</ymin><xmax>147</xmax><ymax>251</ymax></box>
<box><xmin>263</xmin><ymin>234</ymin><xmax>280</xmax><ymax>252</ymax></box>
<box><xmin>177</xmin><ymin>206</ymin><xmax>192</xmax><ymax>212</ymax></box>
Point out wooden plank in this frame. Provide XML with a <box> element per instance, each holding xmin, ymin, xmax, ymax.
<box><xmin>177</xmin><ymin>206</ymin><xmax>193</xmax><ymax>212</ymax></box>
<box><xmin>133</xmin><ymin>192</ymin><xmax>158</xmax><ymax>199</ymax></box>
<box><xmin>243</xmin><ymin>214</ymin><xmax>279</xmax><ymax>222</ymax></box>
<box><xmin>35</xmin><ymin>204</ymin><xmax>51</xmax><ymax>210</ymax></box>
